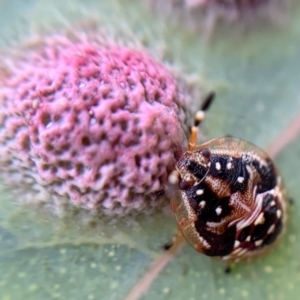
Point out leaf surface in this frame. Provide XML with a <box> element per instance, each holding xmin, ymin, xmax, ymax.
<box><xmin>0</xmin><ymin>1</ymin><xmax>300</xmax><ymax>300</ymax></box>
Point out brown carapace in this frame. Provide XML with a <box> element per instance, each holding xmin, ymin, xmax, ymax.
<box><xmin>169</xmin><ymin>93</ymin><xmax>287</xmax><ymax>262</ymax></box>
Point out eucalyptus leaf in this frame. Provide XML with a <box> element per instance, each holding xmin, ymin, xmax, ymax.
<box><xmin>0</xmin><ymin>1</ymin><xmax>300</xmax><ymax>300</ymax></box>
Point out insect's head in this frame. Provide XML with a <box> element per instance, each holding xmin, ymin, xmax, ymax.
<box><xmin>175</xmin><ymin>147</ymin><xmax>211</xmax><ymax>190</ymax></box>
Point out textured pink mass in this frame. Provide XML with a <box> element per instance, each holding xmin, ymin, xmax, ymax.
<box><xmin>0</xmin><ymin>36</ymin><xmax>188</xmax><ymax>214</ymax></box>
<box><xmin>147</xmin><ymin>0</ymin><xmax>287</xmax><ymax>28</ymax></box>
<box><xmin>186</xmin><ymin>0</ymin><xmax>269</xmax><ymax>8</ymax></box>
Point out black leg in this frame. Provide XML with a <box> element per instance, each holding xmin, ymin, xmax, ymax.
<box><xmin>163</xmin><ymin>240</ymin><xmax>173</xmax><ymax>251</ymax></box>
<box><xmin>224</xmin><ymin>264</ymin><xmax>232</xmax><ymax>274</ymax></box>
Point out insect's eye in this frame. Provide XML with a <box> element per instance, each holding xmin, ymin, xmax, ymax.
<box><xmin>178</xmin><ymin>176</ymin><xmax>195</xmax><ymax>190</ymax></box>
<box><xmin>198</xmin><ymin>148</ymin><xmax>211</xmax><ymax>159</ymax></box>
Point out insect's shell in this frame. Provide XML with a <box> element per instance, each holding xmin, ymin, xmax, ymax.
<box><xmin>171</xmin><ymin>137</ymin><xmax>287</xmax><ymax>262</ymax></box>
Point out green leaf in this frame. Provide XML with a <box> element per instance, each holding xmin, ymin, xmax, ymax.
<box><xmin>1</xmin><ymin>1</ymin><xmax>300</xmax><ymax>300</ymax></box>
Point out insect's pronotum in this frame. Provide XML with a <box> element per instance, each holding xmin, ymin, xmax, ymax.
<box><xmin>168</xmin><ymin>93</ymin><xmax>287</xmax><ymax>262</ymax></box>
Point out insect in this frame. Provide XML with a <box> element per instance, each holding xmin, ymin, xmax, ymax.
<box><xmin>168</xmin><ymin>93</ymin><xmax>288</xmax><ymax>262</ymax></box>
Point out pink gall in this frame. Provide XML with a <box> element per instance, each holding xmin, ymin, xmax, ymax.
<box><xmin>146</xmin><ymin>0</ymin><xmax>289</xmax><ymax>34</ymax></box>
<box><xmin>0</xmin><ymin>34</ymin><xmax>190</xmax><ymax>215</ymax></box>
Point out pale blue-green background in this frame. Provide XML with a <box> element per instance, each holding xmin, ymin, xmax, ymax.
<box><xmin>0</xmin><ymin>1</ymin><xmax>300</xmax><ymax>299</ymax></box>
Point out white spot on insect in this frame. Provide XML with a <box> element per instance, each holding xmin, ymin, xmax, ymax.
<box><xmin>195</xmin><ymin>110</ymin><xmax>205</xmax><ymax>122</ymax></box>
<box><xmin>267</xmin><ymin>224</ymin><xmax>275</xmax><ymax>234</ymax></box>
<box><xmin>277</xmin><ymin>209</ymin><xmax>282</xmax><ymax>219</ymax></box>
<box><xmin>226</xmin><ymin>162</ymin><xmax>233</xmax><ymax>169</ymax></box>
<box><xmin>254</xmin><ymin>212</ymin><xmax>265</xmax><ymax>225</ymax></box>
<box><xmin>246</xmin><ymin>236</ymin><xmax>251</xmax><ymax>242</ymax></box>
<box><xmin>246</xmin><ymin>165</ymin><xmax>252</xmax><ymax>174</ymax></box>
<box><xmin>237</xmin><ymin>176</ymin><xmax>244</xmax><ymax>183</ymax></box>
<box><xmin>271</xmin><ymin>201</ymin><xmax>276</xmax><ymax>206</ymax></box>
<box><xmin>234</xmin><ymin>240</ymin><xmax>241</xmax><ymax>248</ymax></box>
<box><xmin>255</xmin><ymin>240</ymin><xmax>263</xmax><ymax>247</ymax></box>
<box><xmin>199</xmin><ymin>236</ymin><xmax>211</xmax><ymax>249</ymax></box>
<box><xmin>199</xmin><ymin>201</ymin><xmax>206</xmax><ymax>209</ymax></box>
<box><xmin>215</xmin><ymin>206</ymin><xmax>222</xmax><ymax>215</ymax></box>
<box><xmin>196</xmin><ymin>189</ymin><xmax>204</xmax><ymax>195</ymax></box>
<box><xmin>215</xmin><ymin>162</ymin><xmax>221</xmax><ymax>170</ymax></box>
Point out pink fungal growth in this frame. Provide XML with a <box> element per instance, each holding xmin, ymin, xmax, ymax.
<box><xmin>147</xmin><ymin>0</ymin><xmax>289</xmax><ymax>32</ymax></box>
<box><xmin>186</xmin><ymin>0</ymin><xmax>270</xmax><ymax>10</ymax></box>
<box><xmin>185</xmin><ymin>0</ymin><xmax>284</xmax><ymax>21</ymax></box>
<box><xmin>0</xmin><ymin>35</ymin><xmax>189</xmax><ymax>214</ymax></box>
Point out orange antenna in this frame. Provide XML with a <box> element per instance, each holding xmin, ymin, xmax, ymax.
<box><xmin>189</xmin><ymin>92</ymin><xmax>215</xmax><ymax>151</ymax></box>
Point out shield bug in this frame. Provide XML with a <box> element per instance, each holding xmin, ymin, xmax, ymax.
<box><xmin>168</xmin><ymin>93</ymin><xmax>287</xmax><ymax>262</ymax></box>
